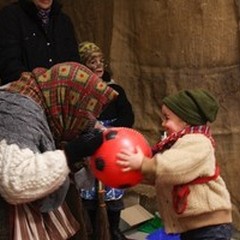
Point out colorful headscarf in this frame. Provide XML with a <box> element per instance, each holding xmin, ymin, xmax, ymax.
<box><xmin>78</xmin><ymin>41</ymin><xmax>102</xmax><ymax>64</ymax></box>
<box><xmin>6</xmin><ymin>62</ymin><xmax>118</xmax><ymax>145</ymax></box>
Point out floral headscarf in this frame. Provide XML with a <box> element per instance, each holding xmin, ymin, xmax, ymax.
<box><xmin>78</xmin><ymin>41</ymin><xmax>102</xmax><ymax>64</ymax></box>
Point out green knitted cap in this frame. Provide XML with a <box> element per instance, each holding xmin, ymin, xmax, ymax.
<box><xmin>162</xmin><ymin>89</ymin><xmax>219</xmax><ymax>125</ymax></box>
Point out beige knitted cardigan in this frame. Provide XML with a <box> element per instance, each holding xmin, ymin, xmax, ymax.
<box><xmin>141</xmin><ymin>134</ymin><xmax>232</xmax><ymax>234</ymax></box>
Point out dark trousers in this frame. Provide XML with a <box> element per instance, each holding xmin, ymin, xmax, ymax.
<box><xmin>82</xmin><ymin>199</ymin><xmax>126</xmax><ymax>240</ymax></box>
<box><xmin>180</xmin><ymin>223</ymin><xmax>233</xmax><ymax>240</ymax></box>
<box><xmin>88</xmin><ymin>209</ymin><xmax>122</xmax><ymax>239</ymax></box>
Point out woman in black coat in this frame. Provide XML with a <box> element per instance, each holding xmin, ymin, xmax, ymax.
<box><xmin>0</xmin><ymin>0</ymin><xmax>80</xmax><ymax>84</ymax></box>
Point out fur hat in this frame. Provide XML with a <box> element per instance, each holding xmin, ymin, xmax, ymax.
<box><xmin>162</xmin><ymin>89</ymin><xmax>219</xmax><ymax>125</ymax></box>
<box><xmin>78</xmin><ymin>41</ymin><xmax>102</xmax><ymax>64</ymax></box>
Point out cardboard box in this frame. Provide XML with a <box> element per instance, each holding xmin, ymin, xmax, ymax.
<box><xmin>120</xmin><ymin>204</ymin><xmax>154</xmax><ymax>231</ymax></box>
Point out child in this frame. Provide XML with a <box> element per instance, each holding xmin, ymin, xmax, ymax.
<box><xmin>117</xmin><ymin>89</ymin><xmax>232</xmax><ymax>240</ymax></box>
<box><xmin>78</xmin><ymin>41</ymin><xmax>134</xmax><ymax>127</ymax></box>
<box><xmin>78</xmin><ymin>41</ymin><xmax>134</xmax><ymax>240</ymax></box>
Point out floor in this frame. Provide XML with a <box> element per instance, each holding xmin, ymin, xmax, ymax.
<box><xmin>123</xmin><ymin>226</ymin><xmax>240</xmax><ymax>240</ymax></box>
<box><xmin>121</xmin><ymin>194</ymin><xmax>240</xmax><ymax>240</ymax></box>
<box><xmin>124</xmin><ymin>228</ymin><xmax>149</xmax><ymax>240</ymax></box>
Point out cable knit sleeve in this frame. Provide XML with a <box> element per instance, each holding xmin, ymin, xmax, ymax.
<box><xmin>0</xmin><ymin>140</ymin><xmax>69</xmax><ymax>204</ymax></box>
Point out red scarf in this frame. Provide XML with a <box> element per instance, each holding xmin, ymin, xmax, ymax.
<box><xmin>151</xmin><ymin>125</ymin><xmax>220</xmax><ymax>214</ymax></box>
<box><xmin>151</xmin><ymin>125</ymin><xmax>215</xmax><ymax>154</ymax></box>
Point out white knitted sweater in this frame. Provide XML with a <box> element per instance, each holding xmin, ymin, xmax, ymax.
<box><xmin>0</xmin><ymin>91</ymin><xmax>69</xmax><ymax>205</ymax></box>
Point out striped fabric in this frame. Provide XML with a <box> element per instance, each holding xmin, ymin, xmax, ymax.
<box><xmin>13</xmin><ymin>202</ymin><xmax>79</xmax><ymax>240</ymax></box>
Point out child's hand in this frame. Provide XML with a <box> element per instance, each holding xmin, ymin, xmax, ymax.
<box><xmin>116</xmin><ymin>146</ymin><xmax>144</xmax><ymax>172</ymax></box>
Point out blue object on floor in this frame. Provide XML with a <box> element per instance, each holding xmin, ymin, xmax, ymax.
<box><xmin>146</xmin><ymin>228</ymin><xmax>180</xmax><ymax>240</ymax></box>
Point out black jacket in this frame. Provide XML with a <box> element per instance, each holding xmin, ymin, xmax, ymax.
<box><xmin>99</xmin><ymin>83</ymin><xmax>135</xmax><ymax>128</ymax></box>
<box><xmin>0</xmin><ymin>0</ymin><xmax>80</xmax><ymax>84</ymax></box>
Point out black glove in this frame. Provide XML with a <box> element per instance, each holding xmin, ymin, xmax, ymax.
<box><xmin>64</xmin><ymin>128</ymin><xmax>103</xmax><ymax>165</ymax></box>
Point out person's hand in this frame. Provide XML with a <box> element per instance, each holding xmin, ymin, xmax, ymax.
<box><xmin>116</xmin><ymin>146</ymin><xmax>144</xmax><ymax>172</ymax></box>
<box><xmin>64</xmin><ymin>129</ymin><xmax>103</xmax><ymax>165</ymax></box>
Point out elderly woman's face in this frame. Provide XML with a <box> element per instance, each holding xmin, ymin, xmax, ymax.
<box><xmin>33</xmin><ymin>0</ymin><xmax>53</xmax><ymax>10</ymax></box>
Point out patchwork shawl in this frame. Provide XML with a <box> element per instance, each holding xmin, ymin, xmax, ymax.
<box><xmin>7</xmin><ymin>61</ymin><xmax>118</xmax><ymax>145</ymax></box>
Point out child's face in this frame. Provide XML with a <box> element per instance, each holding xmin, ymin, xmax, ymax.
<box><xmin>161</xmin><ymin>104</ymin><xmax>188</xmax><ymax>135</ymax></box>
<box><xmin>85</xmin><ymin>52</ymin><xmax>105</xmax><ymax>78</ymax></box>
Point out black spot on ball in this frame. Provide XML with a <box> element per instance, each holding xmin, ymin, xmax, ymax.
<box><xmin>118</xmin><ymin>184</ymin><xmax>132</xmax><ymax>189</ymax></box>
<box><xmin>105</xmin><ymin>130</ymin><xmax>118</xmax><ymax>140</ymax></box>
<box><xmin>95</xmin><ymin>157</ymin><xmax>105</xmax><ymax>171</ymax></box>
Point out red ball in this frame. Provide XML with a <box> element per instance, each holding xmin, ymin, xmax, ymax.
<box><xmin>90</xmin><ymin>127</ymin><xmax>152</xmax><ymax>188</ymax></box>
